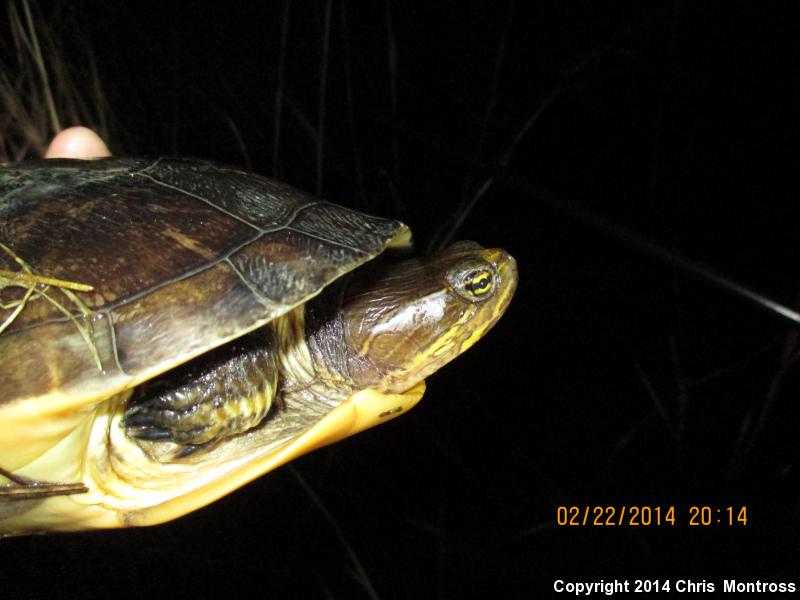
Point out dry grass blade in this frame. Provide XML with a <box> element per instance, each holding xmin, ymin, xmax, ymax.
<box><xmin>0</xmin><ymin>268</ymin><xmax>93</xmax><ymax>292</ymax></box>
<box><xmin>316</xmin><ymin>0</ymin><xmax>333</xmax><ymax>196</ymax></box>
<box><xmin>18</xmin><ymin>0</ymin><xmax>61</xmax><ymax>133</ymax></box>
<box><xmin>428</xmin><ymin>21</ymin><xmax>619</xmax><ymax>253</ymax></box>
<box><xmin>272</xmin><ymin>0</ymin><xmax>292</xmax><ymax>178</ymax></box>
<box><xmin>0</xmin><ymin>243</ymin><xmax>101</xmax><ymax>370</ymax></box>
<box><xmin>0</xmin><ymin>465</ymin><xmax>88</xmax><ymax>498</ymax></box>
<box><xmin>290</xmin><ymin>466</ymin><xmax>381</xmax><ymax>600</ymax></box>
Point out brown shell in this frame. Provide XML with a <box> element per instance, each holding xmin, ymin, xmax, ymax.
<box><xmin>0</xmin><ymin>158</ymin><xmax>407</xmax><ymax>407</ymax></box>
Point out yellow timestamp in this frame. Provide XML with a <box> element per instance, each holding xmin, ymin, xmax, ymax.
<box><xmin>555</xmin><ymin>505</ymin><xmax>748</xmax><ymax>527</ymax></box>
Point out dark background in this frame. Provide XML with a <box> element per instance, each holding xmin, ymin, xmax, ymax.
<box><xmin>3</xmin><ymin>1</ymin><xmax>800</xmax><ymax>597</ymax></box>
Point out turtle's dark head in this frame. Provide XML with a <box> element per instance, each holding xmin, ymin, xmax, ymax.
<box><xmin>336</xmin><ymin>241</ymin><xmax>517</xmax><ymax>393</ymax></box>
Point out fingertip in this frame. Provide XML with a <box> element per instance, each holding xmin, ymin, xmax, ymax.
<box><xmin>45</xmin><ymin>126</ymin><xmax>111</xmax><ymax>159</ymax></box>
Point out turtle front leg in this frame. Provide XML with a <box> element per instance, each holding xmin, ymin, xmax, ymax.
<box><xmin>124</xmin><ymin>330</ymin><xmax>278</xmax><ymax>453</ymax></box>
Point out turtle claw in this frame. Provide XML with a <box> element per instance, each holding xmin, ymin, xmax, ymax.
<box><xmin>171</xmin><ymin>444</ymin><xmax>203</xmax><ymax>459</ymax></box>
<box><xmin>122</xmin><ymin>406</ymin><xmax>198</xmax><ymax>442</ymax></box>
<box><xmin>122</xmin><ymin>408</ymin><xmax>207</xmax><ymax>460</ymax></box>
<box><xmin>125</xmin><ymin>425</ymin><xmax>174</xmax><ymax>441</ymax></box>
<box><xmin>123</xmin><ymin>407</ymin><xmax>167</xmax><ymax>439</ymax></box>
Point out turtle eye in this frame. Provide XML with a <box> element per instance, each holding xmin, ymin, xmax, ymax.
<box><xmin>448</xmin><ymin>259</ymin><xmax>497</xmax><ymax>302</ymax></box>
<box><xmin>464</xmin><ymin>269</ymin><xmax>493</xmax><ymax>297</ymax></box>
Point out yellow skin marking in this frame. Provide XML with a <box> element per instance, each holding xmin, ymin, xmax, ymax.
<box><xmin>414</xmin><ymin>259</ymin><xmax>513</xmax><ymax>379</ymax></box>
<box><xmin>0</xmin><ymin>243</ymin><xmax>101</xmax><ymax>369</ymax></box>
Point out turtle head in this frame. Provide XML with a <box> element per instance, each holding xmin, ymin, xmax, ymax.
<box><xmin>339</xmin><ymin>241</ymin><xmax>517</xmax><ymax>393</ymax></box>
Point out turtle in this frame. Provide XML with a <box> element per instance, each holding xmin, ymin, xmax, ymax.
<box><xmin>0</xmin><ymin>157</ymin><xmax>516</xmax><ymax>537</ymax></box>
